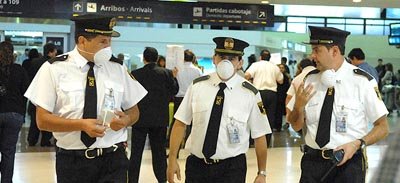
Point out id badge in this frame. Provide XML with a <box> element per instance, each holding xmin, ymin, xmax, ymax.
<box><xmin>336</xmin><ymin>106</ymin><xmax>348</xmax><ymax>133</ymax></box>
<box><xmin>227</xmin><ymin>121</ymin><xmax>240</xmax><ymax>144</ymax></box>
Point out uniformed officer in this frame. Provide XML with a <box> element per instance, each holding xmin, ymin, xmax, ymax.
<box><xmin>24</xmin><ymin>14</ymin><xmax>147</xmax><ymax>183</ymax></box>
<box><xmin>167</xmin><ymin>37</ymin><xmax>271</xmax><ymax>183</ymax></box>
<box><xmin>287</xmin><ymin>26</ymin><xmax>389</xmax><ymax>182</ymax></box>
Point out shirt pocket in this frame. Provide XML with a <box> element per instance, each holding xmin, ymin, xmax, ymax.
<box><xmin>334</xmin><ymin>100</ymin><xmax>360</xmax><ymax>128</ymax></box>
<box><xmin>104</xmin><ymin>80</ymin><xmax>124</xmax><ymax>110</ymax></box>
<box><xmin>305</xmin><ymin>101</ymin><xmax>320</xmax><ymax>124</ymax></box>
<box><xmin>227</xmin><ymin>109</ymin><xmax>250</xmax><ymax>140</ymax></box>
<box><xmin>59</xmin><ymin>82</ymin><xmax>84</xmax><ymax>110</ymax></box>
<box><xmin>192</xmin><ymin>101</ymin><xmax>209</xmax><ymax>127</ymax></box>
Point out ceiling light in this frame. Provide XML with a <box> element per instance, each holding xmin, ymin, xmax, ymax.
<box><xmin>353</xmin><ymin>0</ymin><xmax>362</xmax><ymax>2</ymax></box>
<box><xmin>261</xmin><ymin>1</ymin><xmax>269</xmax><ymax>4</ymax></box>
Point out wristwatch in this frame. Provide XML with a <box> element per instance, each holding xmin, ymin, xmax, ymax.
<box><xmin>258</xmin><ymin>170</ymin><xmax>267</xmax><ymax>177</ymax></box>
<box><xmin>358</xmin><ymin>138</ymin><xmax>366</xmax><ymax>149</ymax></box>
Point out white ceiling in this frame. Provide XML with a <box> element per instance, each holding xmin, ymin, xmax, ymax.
<box><xmin>198</xmin><ymin>0</ymin><xmax>400</xmax><ymax>8</ymax></box>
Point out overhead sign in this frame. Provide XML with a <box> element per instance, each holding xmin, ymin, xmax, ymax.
<box><xmin>78</xmin><ymin>1</ymin><xmax>274</xmax><ymax>27</ymax></box>
<box><xmin>0</xmin><ymin>0</ymin><xmax>274</xmax><ymax>27</ymax></box>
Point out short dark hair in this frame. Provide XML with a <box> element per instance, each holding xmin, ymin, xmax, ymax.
<box><xmin>348</xmin><ymin>48</ymin><xmax>365</xmax><ymax>60</ymax></box>
<box><xmin>299</xmin><ymin>58</ymin><xmax>316</xmax><ymax>69</ymax></box>
<box><xmin>184</xmin><ymin>49</ymin><xmax>195</xmax><ymax>62</ymax></box>
<box><xmin>143</xmin><ymin>47</ymin><xmax>158</xmax><ymax>63</ymax></box>
<box><xmin>44</xmin><ymin>43</ymin><xmax>57</xmax><ymax>56</ymax></box>
<box><xmin>260</xmin><ymin>49</ymin><xmax>271</xmax><ymax>61</ymax></box>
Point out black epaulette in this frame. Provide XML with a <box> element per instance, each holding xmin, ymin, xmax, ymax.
<box><xmin>109</xmin><ymin>55</ymin><xmax>123</xmax><ymax>65</ymax></box>
<box><xmin>242</xmin><ymin>81</ymin><xmax>258</xmax><ymax>95</ymax></box>
<box><xmin>303</xmin><ymin>69</ymin><xmax>320</xmax><ymax>82</ymax></box>
<box><xmin>193</xmin><ymin>75</ymin><xmax>210</xmax><ymax>85</ymax></box>
<box><xmin>47</xmin><ymin>54</ymin><xmax>68</xmax><ymax>64</ymax></box>
<box><xmin>353</xmin><ymin>69</ymin><xmax>373</xmax><ymax>81</ymax></box>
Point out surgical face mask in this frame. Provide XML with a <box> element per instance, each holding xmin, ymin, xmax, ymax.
<box><xmin>78</xmin><ymin>47</ymin><xmax>112</xmax><ymax>63</ymax></box>
<box><xmin>216</xmin><ymin>59</ymin><xmax>235</xmax><ymax>80</ymax></box>
<box><xmin>93</xmin><ymin>47</ymin><xmax>112</xmax><ymax>63</ymax></box>
<box><xmin>320</xmin><ymin>69</ymin><xmax>336</xmax><ymax>87</ymax></box>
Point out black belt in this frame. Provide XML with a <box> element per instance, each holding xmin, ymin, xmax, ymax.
<box><xmin>302</xmin><ymin>145</ymin><xmax>361</xmax><ymax>160</ymax></box>
<box><xmin>57</xmin><ymin>142</ymin><xmax>126</xmax><ymax>159</ymax></box>
<box><xmin>192</xmin><ymin>154</ymin><xmax>245</xmax><ymax>165</ymax></box>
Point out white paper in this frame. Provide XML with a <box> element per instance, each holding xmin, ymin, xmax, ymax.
<box><xmin>166</xmin><ymin>45</ymin><xmax>184</xmax><ymax>72</ymax></box>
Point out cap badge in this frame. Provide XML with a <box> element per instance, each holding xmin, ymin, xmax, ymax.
<box><xmin>109</xmin><ymin>18</ymin><xmax>117</xmax><ymax>29</ymax></box>
<box><xmin>224</xmin><ymin>38</ymin><xmax>234</xmax><ymax>50</ymax></box>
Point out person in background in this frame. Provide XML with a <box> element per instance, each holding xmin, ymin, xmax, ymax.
<box><xmin>157</xmin><ymin>55</ymin><xmax>166</xmax><ymax>68</ymax></box>
<box><xmin>281</xmin><ymin>57</ymin><xmax>290</xmax><ymax>77</ymax></box>
<box><xmin>376</xmin><ymin>58</ymin><xmax>385</xmax><ymax>91</ymax></box>
<box><xmin>117</xmin><ymin>53</ymin><xmax>124</xmax><ymax>63</ymax></box>
<box><xmin>168</xmin><ymin>49</ymin><xmax>202</xmax><ymax>158</ymax></box>
<box><xmin>129</xmin><ymin>47</ymin><xmax>178</xmax><ymax>183</ymax></box>
<box><xmin>22</xmin><ymin>48</ymin><xmax>40</xmax><ymax>81</ymax></box>
<box><xmin>245</xmin><ymin>54</ymin><xmax>256</xmax><ymax>71</ymax></box>
<box><xmin>24</xmin><ymin>15</ymin><xmax>147</xmax><ymax>183</ymax></box>
<box><xmin>347</xmin><ymin>48</ymin><xmax>379</xmax><ymax>83</ymax></box>
<box><xmin>381</xmin><ymin>63</ymin><xmax>395</xmax><ymax>114</ymax></box>
<box><xmin>0</xmin><ymin>41</ymin><xmax>30</xmax><ymax>183</ymax></box>
<box><xmin>245</xmin><ymin>49</ymin><xmax>283</xmax><ymax>144</ymax></box>
<box><xmin>287</xmin><ymin>26</ymin><xmax>388</xmax><ymax>183</ymax></box>
<box><xmin>275</xmin><ymin>64</ymin><xmax>291</xmax><ymax>132</ymax></box>
<box><xmin>168</xmin><ymin>37</ymin><xmax>270</xmax><ymax>183</ymax></box>
<box><xmin>16</xmin><ymin>48</ymin><xmax>30</xmax><ymax>65</ymax></box>
<box><xmin>27</xmin><ymin>43</ymin><xmax>57</xmax><ymax>147</ymax></box>
<box><xmin>285</xmin><ymin>58</ymin><xmax>316</xmax><ymax>129</ymax></box>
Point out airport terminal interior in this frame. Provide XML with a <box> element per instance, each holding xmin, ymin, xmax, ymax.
<box><xmin>0</xmin><ymin>0</ymin><xmax>400</xmax><ymax>183</ymax></box>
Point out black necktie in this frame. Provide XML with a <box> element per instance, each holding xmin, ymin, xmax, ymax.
<box><xmin>81</xmin><ymin>62</ymin><xmax>97</xmax><ymax>147</ymax></box>
<box><xmin>316</xmin><ymin>87</ymin><xmax>335</xmax><ymax>148</ymax></box>
<box><xmin>202</xmin><ymin>82</ymin><xmax>227</xmax><ymax>159</ymax></box>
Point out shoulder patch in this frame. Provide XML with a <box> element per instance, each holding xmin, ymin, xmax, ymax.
<box><xmin>48</xmin><ymin>54</ymin><xmax>68</xmax><ymax>64</ymax></box>
<box><xmin>109</xmin><ymin>55</ymin><xmax>123</xmax><ymax>65</ymax></box>
<box><xmin>242</xmin><ymin>81</ymin><xmax>258</xmax><ymax>95</ymax></box>
<box><xmin>193</xmin><ymin>75</ymin><xmax>210</xmax><ymax>85</ymax></box>
<box><xmin>353</xmin><ymin>69</ymin><xmax>373</xmax><ymax>81</ymax></box>
<box><xmin>303</xmin><ymin>69</ymin><xmax>320</xmax><ymax>82</ymax></box>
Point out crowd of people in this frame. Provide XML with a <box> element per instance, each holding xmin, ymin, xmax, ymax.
<box><xmin>0</xmin><ymin>14</ymin><xmax>397</xmax><ymax>183</ymax></box>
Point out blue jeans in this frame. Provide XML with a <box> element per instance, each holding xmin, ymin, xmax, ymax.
<box><xmin>0</xmin><ymin>112</ymin><xmax>24</xmax><ymax>183</ymax></box>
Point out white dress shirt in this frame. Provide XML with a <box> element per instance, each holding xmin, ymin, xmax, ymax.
<box><xmin>174</xmin><ymin>72</ymin><xmax>271</xmax><ymax>160</ymax></box>
<box><xmin>246</xmin><ymin>60</ymin><xmax>283</xmax><ymax>92</ymax></box>
<box><xmin>24</xmin><ymin>47</ymin><xmax>148</xmax><ymax>149</ymax></box>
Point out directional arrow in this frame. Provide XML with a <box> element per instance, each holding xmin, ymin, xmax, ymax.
<box><xmin>258</xmin><ymin>11</ymin><xmax>266</xmax><ymax>18</ymax></box>
<box><xmin>73</xmin><ymin>2</ymin><xmax>83</xmax><ymax>12</ymax></box>
<box><xmin>75</xmin><ymin>3</ymin><xmax>82</xmax><ymax>11</ymax></box>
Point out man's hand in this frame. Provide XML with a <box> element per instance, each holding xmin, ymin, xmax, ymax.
<box><xmin>81</xmin><ymin>119</ymin><xmax>106</xmax><ymax>137</ymax></box>
<box><xmin>254</xmin><ymin>174</ymin><xmax>266</xmax><ymax>183</ymax></box>
<box><xmin>294</xmin><ymin>82</ymin><xmax>315</xmax><ymax>110</ymax></box>
<box><xmin>167</xmin><ymin>159</ymin><xmax>181</xmax><ymax>183</ymax></box>
<box><xmin>109</xmin><ymin>111</ymin><xmax>130</xmax><ymax>131</ymax></box>
<box><xmin>334</xmin><ymin>140</ymin><xmax>360</xmax><ymax>166</ymax></box>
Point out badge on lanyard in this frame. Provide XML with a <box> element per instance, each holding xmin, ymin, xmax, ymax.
<box><xmin>227</xmin><ymin>118</ymin><xmax>240</xmax><ymax>144</ymax></box>
<box><xmin>336</xmin><ymin>105</ymin><xmax>347</xmax><ymax>133</ymax></box>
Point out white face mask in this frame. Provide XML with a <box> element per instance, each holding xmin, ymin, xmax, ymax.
<box><xmin>93</xmin><ymin>47</ymin><xmax>112</xmax><ymax>63</ymax></box>
<box><xmin>216</xmin><ymin>59</ymin><xmax>235</xmax><ymax>80</ymax></box>
<box><xmin>320</xmin><ymin>69</ymin><xmax>336</xmax><ymax>87</ymax></box>
<box><xmin>78</xmin><ymin>46</ymin><xmax>112</xmax><ymax>63</ymax></box>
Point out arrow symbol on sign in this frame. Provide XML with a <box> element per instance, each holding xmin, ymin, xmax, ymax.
<box><xmin>259</xmin><ymin>11</ymin><xmax>265</xmax><ymax>18</ymax></box>
<box><xmin>75</xmin><ymin>3</ymin><xmax>82</xmax><ymax>11</ymax></box>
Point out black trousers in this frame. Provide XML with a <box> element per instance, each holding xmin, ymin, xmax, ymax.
<box><xmin>27</xmin><ymin>105</ymin><xmax>52</xmax><ymax>146</ymax></box>
<box><xmin>259</xmin><ymin>89</ymin><xmax>277</xmax><ymax>146</ymax></box>
<box><xmin>185</xmin><ymin>154</ymin><xmax>247</xmax><ymax>183</ymax></box>
<box><xmin>300</xmin><ymin>150</ymin><xmax>366</xmax><ymax>183</ymax></box>
<box><xmin>129</xmin><ymin>127</ymin><xmax>167</xmax><ymax>183</ymax></box>
<box><xmin>56</xmin><ymin>146</ymin><xmax>129</xmax><ymax>183</ymax></box>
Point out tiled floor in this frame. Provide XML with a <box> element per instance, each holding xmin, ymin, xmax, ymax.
<box><xmin>5</xmin><ymin>113</ymin><xmax>400</xmax><ymax>182</ymax></box>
